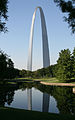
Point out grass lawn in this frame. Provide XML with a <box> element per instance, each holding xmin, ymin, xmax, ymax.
<box><xmin>13</xmin><ymin>77</ymin><xmax>59</xmax><ymax>82</ymax></box>
<box><xmin>21</xmin><ymin>77</ymin><xmax>75</xmax><ymax>83</ymax></box>
<box><xmin>8</xmin><ymin>77</ymin><xmax>75</xmax><ymax>84</ymax></box>
<box><xmin>0</xmin><ymin>107</ymin><xmax>75</xmax><ymax>120</ymax></box>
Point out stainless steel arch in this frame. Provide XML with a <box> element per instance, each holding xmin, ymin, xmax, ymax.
<box><xmin>27</xmin><ymin>7</ymin><xmax>50</xmax><ymax>71</ymax></box>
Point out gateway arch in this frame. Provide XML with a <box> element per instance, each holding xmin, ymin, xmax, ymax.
<box><xmin>27</xmin><ymin>7</ymin><xmax>50</xmax><ymax>71</ymax></box>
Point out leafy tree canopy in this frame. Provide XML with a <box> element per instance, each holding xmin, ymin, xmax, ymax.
<box><xmin>56</xmin><ymin>49</ymin><xmax>72</xmax><ymax>80</ymax></box>
<box><xmin>72</xmin><ymin>47</ymin><xmax>75</xmax><ymax>78</ymax></box>
<box><xmin>54</xmin><ymin>0</ymin><xmax>75</xmax><ymax>33</ymax></box>
<box><xmin>0</xmin><ymin>49</ymin><xmax>19</xmax><ymax>80</ymax></box>
<box><xmin>0</xmin><ymin>0</ymin><xmax>8</xmax><ymax>32</ymax></box>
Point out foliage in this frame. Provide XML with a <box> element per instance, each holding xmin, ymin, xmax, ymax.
<box><xmin>0</xmin><ymin>84</ymin><xmax>18</xmax><ymax>107</ymax></box>
<box><xmin>0</xmin><ymin>50</ymin><xmax>7</xmax><ymax>79</ymax></box>
<box><xmin>19</xmin><ymin>69</ymin><xmax>27</xmax><ymax>78</ymax></box>
<box><xmin>0</xmin><ymin>0</ymin><xmax>8</xmax><ymax>32</ymax></box>
<box><xmin>56</xmin><ymin>49</ymin><xmax>72</xmax><ymax>80</ymax></box>
<box><xmin>0</xmin><ymin>49</ymin><xmax>19</xmax><ymax>80</ymax></box>
<box><xmin>36</xmin><ymin>84</ymin><xmax>75</xmax><ymax>114</ymax></box>
<box><xmin>19</xmin><ymin>48</ymin><xmax>75</xmax><ymax>81</ymax></box>
<box><xmin>52</xmin><ymin>86</ymin><xmax>75</xmax><ymax>114</ymax></box>
<box><xmin>21</xmin><ymin>65</ymin><xmax>57</xmax><ymax>79</ymax></box>
<box><xmin>33</xmin><ymin>68</ymin><xmax>46</xmax><ymax>78</ymax></box>
<box><xmin>72</xmin><ymin>47</ymin><xmax>75</xmax><ymax>78</ymax></box>
<box><xmin>54</xmin><ymin>0</ymin><xmax>75</xmax><ymax>33</ymax></box>
<box><xmin>34</xmin><ymin>65</ymin><xmax>57</xmax><ymax>78</ymax></box>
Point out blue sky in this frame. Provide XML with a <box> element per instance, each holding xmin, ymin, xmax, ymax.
<box><xmin>0</xmin><ymin>0</ymin><xmax>75</xmax><ymax>71</ymax></box>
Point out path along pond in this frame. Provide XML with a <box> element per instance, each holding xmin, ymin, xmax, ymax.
<box><xmin>0</xmin><ymin>82</ymin><xmax>75</xmax><ymax>114</ymax></box>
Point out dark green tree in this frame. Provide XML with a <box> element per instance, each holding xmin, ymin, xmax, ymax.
<box><xmin>48</xmin><ymin>64</ymin><xmax>58</xmax><ymax>77</ymax></box>
<box><xmin>38</xmin><ymin>68</ymin><xmax>46</xmax><ymax>77</ymax></box>
<box><xmin>0</xmin><ymin>50</ymin><xmax>7</xmax><ymax>80</ymax></box>
<box><xmin>7</xmin><ymin>58</ymin><xmax>14</xmax><ymax>68</ymax></box>
<box><xmin>26</xmin><ymin>70</ymin><xmax>33</xmax><ymax>78</ymax></box>
<box><xmin>54</xmin><ymin>0</ymin><xmax>75</xmax><ymax>33</ymax></box>
<box><xmin>0</xmin><ymin>49</ymin><xmax>19</xmax><ymax>80</ymax></box>
<box><xmin>19</xmin><ymin>69</ymin><xmax>27</xmax><ymax>78</ymax></box>
<box><xmin>72</xmin><ymin>47</ymin><xmax>75</xmax><ymax>78</ymax></box>
<box><xmin>0</xmin><ymin>0</ymin><xmax>8</xmax><ymax>32</ymax></box>
<box><xmin>6</xmin><ymin>58</ymin><xmax>14</xmax><ymax>79</ymax></box>
<box><xmin>56</xmin><ymin>49</ymin><xmax>72</xmax><ymax>81</ymax></box>
<box><xmin>45</xmin><ymin>66</ymin><xmax>52</xmax><ymax>77</ymax></box>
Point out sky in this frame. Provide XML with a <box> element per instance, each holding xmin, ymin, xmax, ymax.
<box><xmin>0</xmin><ymin>0</ymin><xmax>75</xmax><ymax>71</ymax></box>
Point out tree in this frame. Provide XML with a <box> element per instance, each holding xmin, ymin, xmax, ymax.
<box><xmin>0</xmin><ymin>49</ymin><xmax>19</xmax><ymax>80</ymax></box>
<box><xmin>54</xmin><ymin>0</ymin><xmax>75</xmax><ymax>33</ymax></box>
<box><xmin>26</xmin><ymin>70</ymin><xmax>33</xmax><ymax>78</ymax></box>
<box><xmin>45</xmin><ymin>66</ymin><xmax>52</xmax><ymax>77</ymax></box>
<box><xmin>0</xmin><ymin>0</ymin><xmax>8</xmax><ymax>32</ymax></box>
<box><xmin>56</xmin><ymin>49</ymin><xmax>72</xmax><ymax>81</ymax></box>
<box><xmin>72</xmin><ymin>47</ymin><xmax>75</xmax><ymax>78</ymax></box>
<box><xmin>19</xmin><ymin>69</ymin><xmax>27</xmax><ymax>78</ymax></box>
<box><xmin>6</xmin><ymin>58</ymin><xmax>14</xmax><ymax>79</ymax></box>
<box><xmin>7</xmin><ymin>58</ymin><xmax>14</xmax><ymax>68</ymax></box>
<box><xmin>0</xmin><ymin>50</ymin><xmax>7</xmax><ymax>79</ymax></box>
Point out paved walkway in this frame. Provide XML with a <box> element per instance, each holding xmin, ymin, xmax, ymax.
<box><xmin>40</xmin><ymin>82</ymin><xmax>75</xmax><ymax>86</ymax></box>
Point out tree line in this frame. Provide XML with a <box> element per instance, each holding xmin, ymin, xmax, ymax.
<box><xmin>20</xmin><ymin>48</ymin><xmax>75</xmax><ymax>81</ymax></box>
<box><xmin>0</xmin><ymin>48</ymin><xmax>75</xmax><ymax>81</ymax></box>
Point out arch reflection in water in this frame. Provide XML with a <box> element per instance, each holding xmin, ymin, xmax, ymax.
<box><xmin>27</xmin><ymin>88</ymin><xmax>32</xmax><ymax>110</ymax></box>
<box><xmin>4</xmin><ymin>85</ymin><xmax>75</xmax><ymax>114</ymax></box>
<box><xmin>42</xmin><ymin>93</ymin><xmax>50</xmax><ymax>112</ymax></box>
<box><xmin>27</xmin><ymin>88</ymin><xmax>50</xmax><ymax>112</ymax></box>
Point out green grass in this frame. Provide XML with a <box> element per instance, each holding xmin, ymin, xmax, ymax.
<box><xmin>14</xmin><ymin>77</ymin><xmax>33</xmax><ymax>80</ymax></box>
<box><xmin>38</xmin><ymin>77</ymin><xmax>59</xmax><ymax>83</ymax></box>
<box><xmin>33</xmin><ymin>77</ymin><xmax>75</xmax><ymax>84</ymax></box>
<box><xmin>7</xmin><ymin>82</ymin><xmax>17</xmax><ymax>84</ymax></box>
<box><xmin>14</xmin><ymin>77</ymin><xmax>59</xmax><ymax>82</ymax></box>
<box><xmin>7</xmin><ymin>77</ymin><xmax>75</xmax><ymax>84</ymax></box>
<box><xmin>0</xmin><ymin>107</ymin><xmax>75</xmax><ymax>120</ymax></box>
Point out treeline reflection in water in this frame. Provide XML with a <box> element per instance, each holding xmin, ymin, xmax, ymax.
<box><xmin>0</xmin><ymin>82</ymin><xmax>75</xmax><ymax>114</ymax></box>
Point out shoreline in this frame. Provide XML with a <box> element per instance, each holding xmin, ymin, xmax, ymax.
<box><xmin>40</xmin><ymin>81</ymin><xmax>75</xmax><ymax>86</ymax></box>
<box><xmin>3</xmin><ymin>78</ymin><xmax>75</xmax><ymax>87</ymax></box>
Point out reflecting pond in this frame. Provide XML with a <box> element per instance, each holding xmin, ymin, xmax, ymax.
<box><xmin>0</xmin><ymin>83</ymin><xmax>75</xmax><ymax>114</ymax></box>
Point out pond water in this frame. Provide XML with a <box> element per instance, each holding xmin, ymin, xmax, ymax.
<box><xmin>0</xmin><ymin>83</ymin><xmax>75</xmax><ymax>114</ymax></box>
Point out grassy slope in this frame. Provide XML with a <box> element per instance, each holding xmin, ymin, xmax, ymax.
<box><xmin>0</xmin><ymin>107</ymin><xmax>75</xmax><ymax>120</ymax></box>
